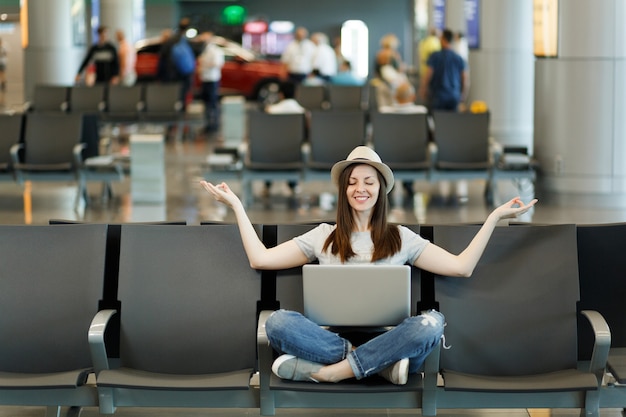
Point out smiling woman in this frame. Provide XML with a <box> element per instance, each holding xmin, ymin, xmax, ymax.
<box><xmin>199</xmin><ymin>145</ymin><xmax>536</xmax><ymax>386</ymax></box>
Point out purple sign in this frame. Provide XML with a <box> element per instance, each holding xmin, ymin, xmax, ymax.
<box><xmin>465</xmin><ymin>0</ymin><xmax>480</xmax><ymax>49</ymax></box>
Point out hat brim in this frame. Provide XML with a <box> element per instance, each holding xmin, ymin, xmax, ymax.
<box><xmin>330</xmin><ymin>159</ymin><xmax>395</xmax><ymax>194</ymax></box>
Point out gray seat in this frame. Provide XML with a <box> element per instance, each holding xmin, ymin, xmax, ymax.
<box><xmin>12</xmin><ymin>112</ymin><xmax>83</xmax><ymax>182</ymax></box>
<box><xmin>327</xmin><ymin>85</ymin><xmax>365</xmax><ymax>110</ymax></box>
<box><xmin>575</xmin><ymin>223</ymin><xmax>626</xmax><ymax>408</ymax></box>
<box><xmin>295</xmin><ymin>85</ymin><xmax>327</xmax><ymax>110</ymax></box>
<box><xmin>258</xmin><ymin>223</ymin><xmax>434</xmax><ymax>416</ymax></box>
<box><xmin>430</xmin><ymin>224</ymin><xmax>609</xmax><ymax>416</ymax></box>
<box><xmin>0</xmin><ymin>224</ymin><xmax>107</xmax><ymax>416</ymax></box>
<box><xmin>0</xmin><ymin>113</ymin><xmax>23</xmax><ymax>182</ymax></box>
<box><xmin>102</xmin><ymin>85</ymin><xmax>144</xmax><ymax>123</ymax></box>
<box><xmin>430</xmin><ymin>111</ymin><xmax>492</xmax><ymax>181</ymax></box>
<box><xmin>371</xmin><ymin>112</ymin><xmax>431</xmax><ymax>186</ymax></box>
<box><xmin>89</xmin><ymin>224</ymin><xmax>261</xmax><ymax>414</ymax></box>
<box><xmin>140</xmin><ymin>82</ymin><xmax>183</xmax><ymax>123</ymax></box>
<box><xmin>30</xmin><ymin>84</ymin><xmax>70</xmax><ymax>113</ymax></box>
<box><xmin>305</xmin><ymin>110</ymin><xmax>366</xmax><ymax>182</ymax></box>
<box><xmin>241</xmin><ymin>110</ymin><xmax>306</xmax><ymax>206</ymax></box>
<box><xmin>69</xmin><ymin>85</ymin><xmax>107</xmax><ymax>113</ymax></box>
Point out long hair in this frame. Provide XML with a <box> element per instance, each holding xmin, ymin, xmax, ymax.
<box><xmin>323</xmin><ymin>164</ymin><xmax>401</xmax><ymax>262</ymax></box>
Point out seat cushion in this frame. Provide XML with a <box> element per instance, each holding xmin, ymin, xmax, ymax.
<box><xmin>607</xmin><ymin>347</ymin><xmax>626</xmax><ymax>384</ymax></box>
<box><xmin>442</xmin><ymin>368</ymin><xmax>598</xmax><ymax>392</ymax></box>
<box><xmin>0</xmin><ymin>368</ymin><xmax>91</xmax><ymax>389</ymax></box>
<box><xmin>97</xmin><ymin>367</ymin><xmax>254</xmax><ymax>391</ymax></box>
<box><xmin>270</xmin><ymin>373</ymin><xmax>423</xmax><ymax>393</ymax></box>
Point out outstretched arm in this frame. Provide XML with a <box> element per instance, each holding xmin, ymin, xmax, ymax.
<box><xmin>414</xmin><ymin>197</ymin><xmax>537</xmax><ymax>277</ymax></box>
<box><xmin>200</xmin><ymin>181</ymin><xmax>310</xmax><ymax>270</ymax></box>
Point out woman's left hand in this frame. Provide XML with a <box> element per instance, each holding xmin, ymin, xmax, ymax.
<box><xmin>492</xmin><ymin>197</ymin><xmax>538</xmax><ymax>220</ymax></box>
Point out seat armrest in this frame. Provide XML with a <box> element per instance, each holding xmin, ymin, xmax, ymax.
<box><xmin>10</xmin><ymin>143</ymin><xmax>23</xmax><ymax>164</ymax></box>
<box><xmin>581</xmin><ymin>309</ymin><xmax>611</xmax><ymax>384</ymax></box>
<box><xmin>88</xmin><ymin>309</ymin><xmax>118</xmax><ymax>374</ymax></box>
<box><xmin>73</xmin><ymin>143</ymin><xmax>87</xmax><ymax>166</ymax></box>
<box><xmin>257</xmin><ymin>310</ymin><xmax>275</xmax><ymax>388</ymax></box>
<box><xmin>421</xmin><ymin>340</ymin><xmax>441</xmax><ymax>417</ymax></box>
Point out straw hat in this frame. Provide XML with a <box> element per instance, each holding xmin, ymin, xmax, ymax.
<box><xmin>330</xmin><ymin>146</ymin><xmax>395</xmax><ymax>194</ymax></box>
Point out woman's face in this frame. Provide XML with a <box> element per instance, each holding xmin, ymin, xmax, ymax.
<box><xmin>346</xmin><ymin>164</ymin><xmax>380</xmax><ymax>214</ymax></box>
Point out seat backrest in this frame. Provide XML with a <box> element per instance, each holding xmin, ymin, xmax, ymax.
<box><xmin>106</xmin><ymin>85</ymin><xmax>144</xmax><ymax>114</ymax></box>
<box><xmin>143</xmin><ymin>83</ymin><xmax>182</xmax><ymax>113</ymax></box>
<box><xmin>432</xmin><ymin>111</ymin><xmax>490</xmax><ymax>167</ymax></box>
<box><xmin>434</xmin><ymin>224</ymin><xmax>580</xmax><ymax>376</ymax></box>
<box><xmin>308</xmin><ymin>110</ymin><xmax>366</xmax><ymax>169</ymax></box>
<box><xmin>32</xmin><ymin>84</ymin><xmax>69</xmax><ymax>113</ymax></box>
<box><xmin>246</xmin><ymin>110</ymin><xmax>305</xmax><ymax>167</ymax></box>
<box><xmin>0</xmin><ymin>224</ymin><xmax>107</xmax><ymax>373</ymax></box>
<box><xmin>273</xmin><ymin>223</ymin><xmax>422</xmax><ymax>314</ymax></box>
<box><xmin>116</xmin><ymin>224</ymin><xmax>260</xmax><ymax>374</ymax></box>
<box><xmin>0</xmin><ymin>113</ymin><xmax>23</xmax><ymax>170</ymax></box>
<box><xmin>295</xmin><ymin>85</ymin><xmax>327</xmax><ymax>110</ymax></box>
<box><xmin>22</xmin><ymin>113</ymin><xmax>83</xmax><ymax>166</ymax></box>
<box><xmin>328</xmin><ymin>85</ymin><xmax>364</xmax><ymax>110</ymax></box>
<box><xmin>70</xmin><ymin>85</ymin><xmax>107</xmax><ymax>113</ymax></box>
<box><xmin>576</xmin><ymin>223</ymin><xmax>626</xmax><ymax>358</ymax></box>
<box><xmin>371</xmin><ymin>112</ymin><xmax>430</xmax><ymax>169</ymax></box>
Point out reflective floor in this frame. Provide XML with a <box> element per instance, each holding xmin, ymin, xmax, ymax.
<box><xmin>2</xmin><ymin>133</ymin><xmax>626</xmax><ymax>226</ymax></box>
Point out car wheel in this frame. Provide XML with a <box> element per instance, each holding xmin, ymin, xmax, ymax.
<box><xmin>256</xmin><ymin>80</ymin><xmax>282</xmax><ymax>106</ymax></box>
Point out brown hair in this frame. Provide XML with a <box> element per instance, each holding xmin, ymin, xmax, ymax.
<box><xmin>323</xmin><ymin>164</ymin><xmax>401</xmax><ymax>262</ymax></box>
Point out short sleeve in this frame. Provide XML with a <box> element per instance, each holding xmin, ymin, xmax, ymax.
<box><xmin>293</xmin><ymin>223</ymin><xmax>336</xmax><ymax>262</ymax></box>
<box><xmin>398</xmin><ymin>226</ymin><xmax>430</xmax><ymax>265</ymax></box>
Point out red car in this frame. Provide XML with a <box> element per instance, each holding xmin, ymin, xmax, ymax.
<box><xmin>134</xmin><ymin>36</ymin><xmax>288</xmax><ymax>102</ymax></box>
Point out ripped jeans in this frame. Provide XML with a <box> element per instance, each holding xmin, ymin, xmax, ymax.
<box><xmin>265</xmin><ymin>309</ymin><xmax>445</xmax><ymax>379</ymax></box>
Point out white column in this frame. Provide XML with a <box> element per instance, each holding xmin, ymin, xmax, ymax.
<box><xmin>469</xmin><ymin>0</ymin><xmax>534</xmax><ymax>151</ymax></box>
<box><xmin>534</xmin><ymin>0</ymin><xmax>626</xmax><ymax>194</ymax></box>
<box><xmin>99</xmin><ymin>0</ymin><xmax>145</xmax><ymax>44</ymax></box>
<box><xmin>23</xmin><ymin>0</ymin><xmax>83</xmax><ymax>99</ymax></box>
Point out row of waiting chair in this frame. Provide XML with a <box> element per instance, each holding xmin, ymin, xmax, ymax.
<box><xmin>28</xmin><ymin>83</ymin><xmax>189</xmax><ymax>124</ymax></box>
<box><xmin>295</xmin><ymin>84</ymin><xmax>368</xmax><ymax>111</ymax></box>
<box><xmin>206</xmin><ymin>109</ymin><xmax>535</xmax><ymax>206</ymax></box>
<box><xmin>3</xmin><ymin>221</ymin><xmax>626</xmax><ymax>416</ymax></box>
<box><xmin>0</xmin><ymin>112</ymin><xmax>124</xmax><ymax>207</ymax></box>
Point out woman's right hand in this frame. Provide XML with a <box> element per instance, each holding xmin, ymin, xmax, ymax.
<box><xmin>200</xmin><ymin>181</ymin><xmax>242</xmax><ymax>209</ymax></box>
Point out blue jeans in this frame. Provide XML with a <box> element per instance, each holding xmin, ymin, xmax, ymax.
<box><xmin>265</xmin><ymin>309</ymin><xmax>445</xmax><ymax>379</ymax></box>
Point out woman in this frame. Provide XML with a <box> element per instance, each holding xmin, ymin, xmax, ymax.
<box><xmin>200</xmin><ymin>146</ymin><xmax>536</xmax><ymax>385</ymax></box>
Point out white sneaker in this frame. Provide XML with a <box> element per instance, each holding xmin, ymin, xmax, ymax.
<box><xmin>378</xmin><ymin>358</ymin><xmax>409</xmax><ymax>385</ymax></box>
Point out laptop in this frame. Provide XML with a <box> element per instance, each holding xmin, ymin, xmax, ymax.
<box><xmin>302</xmin><ymin>264</ymin><xmax>412</xmax><ymax>327</ymax></box>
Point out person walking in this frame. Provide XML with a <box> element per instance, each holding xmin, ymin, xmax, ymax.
<box><xmin>197</xmin><ymin>31</ymin><xmax>224</xmax><ymax>133</ymax></box>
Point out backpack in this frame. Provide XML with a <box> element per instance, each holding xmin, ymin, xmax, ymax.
<box><xmin>171</xmin><ymin>37</ymin><xmax>196</xmax><ymax>76</ymax></box>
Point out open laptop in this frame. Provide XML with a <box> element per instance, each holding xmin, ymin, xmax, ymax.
<box><xmin>302</xmin><ymin>264</ymin><xmax>412</xmax><ymax>327</ymax></box>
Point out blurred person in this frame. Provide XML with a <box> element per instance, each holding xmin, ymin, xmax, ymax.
<box><xmin>310</xmin><ymin>32</ymin><xmax>337</xmax><ymax>81</ymax></box>
<box><xmin>281</xmin><ymin>27</ymin><xmax>315</xmax><ymax>84</ymax></box>
<box><xmin>371</xmin><ymin>33</ymin><xmax>408</xmax><ymax>109</ymax></box>
<box><xmin>158</xmin><ymin>18</ymin><xmax>196</xmax><ymax>109</ymax></box>
<box><xmin>452</xmin><ymin>31</ymin><xmax>469</xmax><ymax>66</ymax></box>
<box><xmin>332</xmin><ymin>36</ymin><xmax>346</xmax><ymax>69</ymax></box>
<box><xmin>116</xmin><ymin>29</ymin><xmax>136</xmax><ymax>86</ymax></box>
<box><xmin>419</xmin><ymin>28</ymin><xmax>468</xmax><ymax>112</ymax></box>
<box><xmin>374</xmin><ymin>33</ymin><xmax>404</xmax><ymax>81</ymax></box>
<box><xmin>75</xmin><ymin>26</ymin><xmax>120</xmax><ymax>85</ymax></box>
<box><xmin>198</xmin><ymin>31</ymin><xmax>225</xmax><ymax>133</ymax></box>
<box><xmin>379</xmin><ymin>82</ymin><xmax>428</xmax><ymax>199</ymax></box>
<box><xmin>331</xmin><ymin>61</ymin><xmax>364</xmax><ymax>86</ymax></box>
<box><xmin>418</xmin><ymin>27</ymin><xmax>441</xmax><ymax>80</ymax></box>
<box><xmin>380</xmin><ymin>82</ymin><xmax>427</xmax><ymax>114</ymax></box>
<box><xmin>0</xmin><ymin>37</ymin><xmax>7</xmax><ymax>91</ymax></box>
